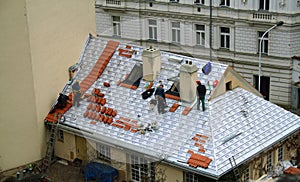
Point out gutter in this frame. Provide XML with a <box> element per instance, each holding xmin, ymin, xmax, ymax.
<box><xmin>161</xmin><ymin>159</ymin><xmax>220</xmax><ymax>180</ymax></box>
<box><xmin>58</xmin><ymin>123</ymin><xmax>162</xmax><ymax>161</ymax></box>
<box><xmin>217</xmin><ymin>127</ymin><xmax>300</xmax><ymax>178</ymax></box>
<box><xmin>58</xmin><ymin>123</ymin><xmax>221</xmax><ymax>180</ymax></box>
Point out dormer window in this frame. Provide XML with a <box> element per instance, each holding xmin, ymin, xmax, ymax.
<box><xmin>226</xmin><ymin>81</ymin><xmax>232</xmax><ymax>91</ymax></box>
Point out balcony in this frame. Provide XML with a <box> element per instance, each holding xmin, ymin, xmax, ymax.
<box><xmin>253</xmin><ymin>12</ymin><xmax>275</xmax><ymax>21</ymax></box>
<box><xmin>106</xmin><ymin>0</ymin><xmax>121</xmax><ymax>5</ymax></box>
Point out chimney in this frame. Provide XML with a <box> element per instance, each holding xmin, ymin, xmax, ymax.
<box><xmin>142</xmin><ymin>46</ymin><xmax>161</xmax><ymax>81</ymax></box>
<box><xmin>180</xmin><ymin>61</ymin><xmax>199</xmax><ymax>103</ymax></box>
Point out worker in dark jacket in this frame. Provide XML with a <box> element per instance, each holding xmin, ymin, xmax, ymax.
<box><xmin>154</xmin><ymin>84</ymin><xmax>166</xmax><ymax>114</ymax></box>
<box><xmin>72</xmin><ymin>80</ymin><xmax>82</xmax><ymax>107</ymax></box>
<box><xmin>196</xmin><ymin>80</ymin><xmax>207</xmax><ymax>111</ymax></box>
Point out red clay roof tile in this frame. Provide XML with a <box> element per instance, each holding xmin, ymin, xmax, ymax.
<box><xmin>284</xmin><ymin>167</ymin><xmax>300</xmax><ymax>175</ymax></box>
<box><xmin>165</xmin><ymin>94</ymin><xmax>181</xmax><ymax>101</ymax></box>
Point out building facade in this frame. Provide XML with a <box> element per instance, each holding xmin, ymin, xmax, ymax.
<box><xmin>56</xmin><ymin>131</ymin><xmax>300</xmax><ymax>181</ymax></box>
<box><xmin>95</xmin><ymin>0</ymin><xmax>300</xmax><ymax>108</ymax></box>
<box><xmin>0</xmin><ymin>0</ymin><xmax>96</xmax><ymax>171</ymax></box>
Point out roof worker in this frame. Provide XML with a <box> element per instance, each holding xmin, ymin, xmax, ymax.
<box><xmin>154</xmin><ymin>84</ymin><xmax>166</xmax><ymax>114</ymax></box>
<box><xmin>72</xmin><ymin>80</ymin><xmax>82</xmax><ymax>107</ymax></box>
<box><xmin>196</xmin><ymin>80</ymin><xmax>207</xmax><ymax>111</ymax></box>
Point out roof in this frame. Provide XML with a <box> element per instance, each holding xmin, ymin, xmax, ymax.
<box><xmin>45</xmin><ymin>36</ymin><xmax>300</xmax><ymax>179</ymax></box>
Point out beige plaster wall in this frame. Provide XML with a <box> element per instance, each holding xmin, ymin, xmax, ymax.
<box><xmin>0</xmin><ymin>0</ymin><xmax>39</xmax><ymax>171</ymax></box>
<box><xmin>0</xmin><ymin>0</ymin><xmax>96</xmax><ymax>171</ymax></box>
<box><xmin>156</xmin><ymin>163</ymin><xmax>183</xmax><ymax>182</ymax></box>
<box><xmin>55</xmin><ymin>132</ymin><xmax>77</xmax><ymax>161</ymax></box>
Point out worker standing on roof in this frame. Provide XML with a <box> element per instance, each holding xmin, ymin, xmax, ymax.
<box><xmin>72</xmin><ymin>80</ymin><xmax>81</xmax><ymax>107</ymax></box>
<box><xmin>154</xmin><ymin>84</ymin><xmax>166</xmax><ymax>114</ymax></box>
<box><xmin>196</xmin><ymin>80</ymin><xmax>207</xmax><ymax>111</ymax></box>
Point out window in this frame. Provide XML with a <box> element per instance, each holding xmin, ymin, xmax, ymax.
<box><xmin>258</xmin><ymin>31</ymin><xmax>268</xmax><ymax>54</ymax></box>
<box><xmin>112</xmin><ymin>16</ymin><xmax>121</xmax><ymax>36</ymax></box>
<box><xmin>96</xmin><ymin>143</ymin><xmax>111</xmax><ymax>162</ymax></box>
<box><xmin>170</xmin><ymin>0</ymin><xmax>179</xmax><ymax>2</ymax></box>
<box><xmin>278</xmin><ymin>146</ymin><xmax>283</xmax><ymax>162</ymax></box>
<box><xmin>267</xmin><ymin>152</ymin><xmax>273</xmax><ymax>172</ymax></box>
<box><xmin>185</xmin><ymin>172</ymin><xmax>201</xmax><ymax>182</ymax></box>
<box><xmin>220</xmin><ymin>27</ymin><xmax>230</xmax><ymax>49</ymax></box>
<box><xmin>220</xmin><ymin>0</ymin><xmax>230</xmax><ymax>6</ymax></box>
<box><xmin>130</xmin><ymin>154</ymin><xmax>155</xmax><ymax>182</ymax></box>
<box><xmin>243</xmin><ymin>166</ymin><xmax>250</xmax><ymax>182</ymax></box>
<box><xmin>171</xmin><ymin>22</ymin><xmax>181</xmax><ymax>43</ymax></box>
<box><xmin>259</xmin><ymin>0</ymin><xmax>269</xmax><ymax>10</ymax></box>
<box><xmin>58</xmin><ymin>130</ymin><xmax>64</xmax><ymax>142</ymax></box>
<box><xmin>194</xmin><ymin>0</ymin><xmax>204</xmax><ymax>4</ymax></box>
<box><xmin>195</xmin><ymin>25</ymin><xmax>205</xmax><ymax>46</ymax></box>
<box><xmin>226</xmin><ymin>81</ymin><xmax>232</xmax><ymax>91</ymax></box>
<box><xmin>148</xmin><ymin>20</ymin><xmax>157</xmax><ymax>40</ymax></box>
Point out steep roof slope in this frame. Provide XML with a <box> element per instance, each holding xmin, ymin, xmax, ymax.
<box><xmin>45</xmin><ymin>36</ymin><xmax>300</xmax><ymax>179</ymax></box>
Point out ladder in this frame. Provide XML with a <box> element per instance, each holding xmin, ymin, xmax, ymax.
<box><xmin>229</xmin><ymin>156</ymin><xmax>241</xmax><ymax>182</ymax></box>
<box><xmin>41</xmin><ymin>113</ymin><xmax>61</xmax><ymax>173</ymax></box>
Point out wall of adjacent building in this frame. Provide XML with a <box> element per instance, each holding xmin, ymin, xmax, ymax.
<box><xmin>55</xmin><ymin>132</ymin><xmax>77</xmax><ymax>161</ymax></box>
<box><xmin>156</xmin><ymin>163</ymin><xmax>184</xmax><ymax>182</ymax></box>
<box><xmin>95</xmin><ymin>0</ymin><xmax>300</xmax><ymax>108</ymax></box>
<box><xmin>0</xmin><ymin>0</ymin><xmax>96</xmax><ymax>171</ymax></box>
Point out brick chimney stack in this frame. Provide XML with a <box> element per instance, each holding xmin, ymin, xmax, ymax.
<box><xmin>180</xmin><ymin>60</ymin><xmax>198</xmax><ymax>103</ymax></box>
<box><xmin>142</xmin><ymin>47</ymin><xmax>161</xmax><ymax>81</ymax></box>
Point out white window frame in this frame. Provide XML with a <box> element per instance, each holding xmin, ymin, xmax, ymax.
<box><xmin>96</xmin><ymin>143</ymin><xmax>111</xmax><ymax>162</ymax></box>
<box><xmin>258</xmin><ymin>31</ymin><xmax>269</xmax><ymax>54</ymax></box>
<box><xmin>57</xmin><ymin>129</ymin><xmax>64</xmax><ymax>142</ymax></box>
<box><xmin>278</xmin><ymin>146</ymin><xmax>284</xmax><ymax>162</ymax></box>
<box><xmin>148</xmin><ymin>19</ymin><xmax>157</xmax><ymax>40</ymax></box>
<box><xmin>194</xmin><ymin>0</ymin><xmax>204</xmax><ymax>4</ymax></box>
<box><xmin>171</xmin><ymin>22</ymin><xmax>181</xmax><ymax>43</ymax></box>
<box><xmin>259</xmin><ymin>0</ymin><xmax>269</xmax><ymax>10</ymax></box>
<box><xmin>185</xmin><ymin>172</ymin><xmax>202</xmax><ymax>182</ymax></box>
<box><xmin>112</xmin><ymin>16</ymin><xmax>121</xmax><ymax>36</ymax></box>
<box><xmin>220</xmin><ymin>0</ymin><xmax>230</xmax><ymax>6</ymax></box>
<box><xmin>220</xmin><ymin>27</ymin><xmax>230</xmax><ymax>49</ymax></box>
<box><xmin>130</xmin><ymin>154</ymin><xmax>155</xmax><ymax>182</ymax></box>
<box><xmin>267</xmin><ymin>152</ymin><xmax>273</xmax><ymax>172</ymax></box>
<box><xmin>195</xmin><ymin>24</ymin><xmax>205</xmax><ymax>46</ymax></box>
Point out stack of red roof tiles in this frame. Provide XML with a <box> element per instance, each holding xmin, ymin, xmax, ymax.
<box><xmin>45</xmin><ymin>94</ymin><xmax>73</xmax><ymax>123</ymax></box>
<box><xmin>187</xmin><ymin>150</ymin><xmax>212</xmax><ymax>169</ymax></box>
<box><xmin>169</xmin><ymin>103</ymin><xmax>180</xmax><ymax>112</ymax></box>
<box><xmin>45</xmin><ymin>40</ymin><xmax>119</xmax><ymax>123</ymax></box>
<box><xmin>192</xmin><ymin>133</ymin><xmax>209</xmax><ymax>153</ymax></box>
<box><xmin>83</xmin><ymin>88</ymin><xmax>116</xmax><ymax>125</ymax></box>
<box><xmin>80</xmin><ymin>40</ymin><xmax>119</xmax><ymax>93</ymax></box>
<box><xmin>284</xmin><ymin>167</ymin><xmax>300</xmax><ymax>175</ymax></box>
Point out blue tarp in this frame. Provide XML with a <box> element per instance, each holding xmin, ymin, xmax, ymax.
<box><xmin>84</xmin><ymin>162</ymin><xmax>118</xmax><ymax>182</ymax></box>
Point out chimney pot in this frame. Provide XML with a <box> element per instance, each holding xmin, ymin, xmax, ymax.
<box><xmin>189</xmin><ymin>61</ymin><xmax>192</xmax><ymax>65</ymax></box>
<box><xmin>185</xmin><ymin>60</ymin><xmax>189</xmax><ymax>64</ymax></box>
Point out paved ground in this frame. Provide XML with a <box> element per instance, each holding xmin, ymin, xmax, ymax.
<box><xmin>45</xmin><ymin>161</ymin><xmax>86</xmax><ymax>182</ymax></box>
<box><xmin>1</xmin><ymin>160</ymin><xmax>88</xmax><ymax>182</ymax></box>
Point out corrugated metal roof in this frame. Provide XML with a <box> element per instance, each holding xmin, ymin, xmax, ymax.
<box><xmin>50</xmin><ymin>36</ymin><xmax>300</xmax><ymax>179</ymax></box>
